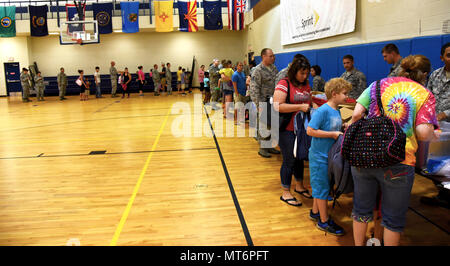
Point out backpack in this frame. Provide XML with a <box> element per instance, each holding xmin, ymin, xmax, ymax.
<box><xmin>328</xmin><ymin>135</ymin><xmax>353</xmax><ymax>208</ymax></box>
<box><xmin>341</xmin><ymin>80</ymin><xmax>406</xmax><ymax>168</ymax></box>
<box><xmin>293</xmin><ymin>111</ymin><xmax>312</xmax><ymax>161</ymax></box>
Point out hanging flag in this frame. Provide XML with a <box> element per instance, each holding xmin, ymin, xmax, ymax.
<box><xmin>29</xmin><ymin>5</ymin><xmax>48</xmax><ymax>37</ymax></box>
<box><xmin>227</xmin><ymin>0</ymin><xmax>245</xmax><ymax>31</ymax></box>
<box><xmin>66</xmin><ymin>4</ymin><xmax>85</xmax><ymax>33</ymax></box>
<box><xmin>121</xmin><ymin>2</ymin><xmax>140</xmax><ymax>33</ymax></box>
<box><xmin>0</xmin><ymin>6</ymin><xmax>16</xmax><ymax>37</ymax></box>
<box><xmin>154</xmin><ymin>0</ymin><xmax>173</xmax><ymax>32</ymax></box>
<box><xmin>149</xmin><ymin>0</ymin><xmax>152</xmax><ymax>24</ymax></box>
<box><xmin>178</xmin><ymin>0</ymin><xmax>198</xmax><ymax>32</ymax></box>
<box><xmin>203</xmin><ymin>0</ymin><xmax>222</xmax><ymax>30</ymax></box>
<box><xmin>93</xmin><ymin>2</ymin><xmax>113</xmax><ymax>34</ymax></box>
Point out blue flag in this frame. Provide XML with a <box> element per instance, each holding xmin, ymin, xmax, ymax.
<box><xmin>29</xmin><ymin>5</ymin><xmax>48</xmax><ymax>37</ymax></box>
<box><xmin>93</xmin><ymin>3</ymin><xmax>113</xmax><ymax>34</ymax></box>
<box><xmin>203</xmin><ymin>0</ymin><xmax>222</xmax><ymax>30</ymax></box>
<box><xmin>121</xmin><ymin>2</ymin><xmax>139</xmax><ymax>33</ymax></box>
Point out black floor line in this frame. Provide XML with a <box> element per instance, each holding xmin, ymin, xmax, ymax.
<box><xmin>408</xmin><ymin>206</ymin><xmax>450</xmax><ymax>235</ymax></box>
<box><xmin>0</xmin><ymin>147</ymin><xmax>216</xmax><ymax>160</ymax></box>
<box><xmin>203</xmin><ymin>105</ymin><xmax>254</xmax><ymax>246</ymax></box>
<box><xmin>93</xmin><ymin>101</ymin><xmax>119</xmax><ymax>113</ymax></box>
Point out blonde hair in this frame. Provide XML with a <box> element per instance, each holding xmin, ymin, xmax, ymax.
<box><xmin>399</xmin><ymin>55</ymin><xmax>431</xmax><ymax>83</ymax></box>
<box><xmin>324</xmin><ymin>78</ymin><xmax>352</xmax><ymax>99</ymax></box>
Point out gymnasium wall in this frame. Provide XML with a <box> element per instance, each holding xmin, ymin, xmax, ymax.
<box><xmin>245</xmin><ymin>0</ymin><xmax>450</xmax><ymax>70</ymax></box>
<box><xmin>0</xmin><ymin>30</ymin><xmax>246</xmax><ymax>96</ymax></box>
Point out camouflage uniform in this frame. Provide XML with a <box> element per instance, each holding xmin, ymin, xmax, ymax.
<box><xmin>274</xmin><ymin>66</ymin><xmax>288</xmax><ymax>87</ymax></box>
<box><xmin>34</xmin><ymin>75</ymin><xmax>45</xmax><ymax>101</ymax></box>
<box><xmin>428</xmin><ymin>66</ymin><xmax>450</xmax><ymax>121</ymax></box>
<box><xmin>312</xmin><ymin>75</ymin><xmax>325</xmax><ymax>92</ymax></box>
<box><xmin>166</xmin><ymin>67</ymin><xmax>172</xmax><ymax>94</ymax></box>
<box><xmin>387</xmin><ymin>58</ymin><xmax>403</xmax><ymax>77</ymax></box>
<box><xmin>250</xmin><ymin>63</ymin><xmax>278</xmax><ymax>153</ymax></box>
<box><xmin>20</xmin><ymin>71</ymin><xmax>32</xmax><ymax>102</ymax></box>
<box><xmin>209</xmin><ymin>64</ymin><xmax>221</xmax><ymax>102</ymax></box>
<box><xmin>110</xmin><ymin>66</ymin><xmax>118</xmax><ymax>97</ymax></box>
<box><xmin>340</xmin><ymin>68</ymin><xmax>367</xmax><ymax>99</ymax></box>
<box><xmin>152</xmin><ymin>68</ymin><xmax>161</xmax><ymax>96</ymax></box>
<box><xmin>57</xmin><ymin>71</ymin><xmax>67</xmax><ymax>100</ymax></box>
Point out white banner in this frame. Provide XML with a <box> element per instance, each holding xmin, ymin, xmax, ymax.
<box><xmin>280</xmin><ymin>0</ymin><xmax>356</xmax><ymax>46</ymax></box>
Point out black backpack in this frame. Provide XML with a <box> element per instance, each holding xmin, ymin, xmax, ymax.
<box><xmin>328</xmin><ymin>135</ymin><xmax>353</xmax><ymax>208</ymax></box>
<box><xmin>341</xmin><ymin>80</ymin><xmax>406</xmax><ymax>168</ymax></box>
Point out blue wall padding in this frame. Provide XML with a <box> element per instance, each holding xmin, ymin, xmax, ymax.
<box><xmin>253</xmin><ymin>34</ymin><xmax>449</xmax><ymax>87</ymax></box>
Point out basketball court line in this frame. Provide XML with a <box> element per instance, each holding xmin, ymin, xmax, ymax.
<box><xmin>109</xmin><ymin>107</ymin><xmax>171</xmax><ymax>246</ymax></box>
<box><xmin>0</xmin><ymin>147</ymin><xmax>217</xmax><ymax>160</ymax></box>
<box><xmin>203</xmin><ymin>105</ymin><xmax>254</xmax><ymax>246</ymax></box>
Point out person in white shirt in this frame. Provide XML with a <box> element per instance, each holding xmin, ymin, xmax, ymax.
<box><xmin>94</xmin><ymin>66</ymin><xmax>102</xmax><ymax>98</ymax></box>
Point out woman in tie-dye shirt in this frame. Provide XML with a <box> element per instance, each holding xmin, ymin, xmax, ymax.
<box><xmin>350</xmin><ymin>55</ymin><xmax>439</xmax><ymax>246</ymax></box>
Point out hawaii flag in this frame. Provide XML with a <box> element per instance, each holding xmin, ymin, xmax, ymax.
<box><xmin>154</xmin><ymin>0</ymin><xmax>173</xmax><ymax>32</ymax></box>
<box><xmin>178</xmin><ymin>0</ymin><xmax>198</xmax><ymax>32</ymax></box>
<box><xmin>228</xmin><ymin>0</ymin><xmax>246</xmax><ymax>31</ymax></box>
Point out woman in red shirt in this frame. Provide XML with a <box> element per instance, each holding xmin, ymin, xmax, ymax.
<box><xmin>273</xmin><ymin>57</ymin><xmax>313</xmax><ymax>206</ymax></box>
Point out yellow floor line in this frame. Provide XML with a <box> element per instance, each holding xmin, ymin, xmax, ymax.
<box><xmin>109</xmin><ymin>108</ymin><xmax>171</xmax><ymax>246</ymax></box>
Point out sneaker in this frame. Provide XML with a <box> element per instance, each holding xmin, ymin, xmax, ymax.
<box><xmin>309</xmin><ymin>210</ymin><xmax>320</xmax><ymax>222</ymax></box>
<box><xmin>317</xmin><ymin>218</ymin><xmax>345</xmax><ymax>236</ymax></box>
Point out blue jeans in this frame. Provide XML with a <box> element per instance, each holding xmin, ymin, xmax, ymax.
<box><xmin>351</xmin><ymin>163</ymin><xmax>415</xmax><ymax>233</ymax></box>
<box><xmin>96</xmin><ymin>83</ymin><xmax>102</xmax><ymax>98</ymax></box>
<box><xmin>279</xmin><ymin>130</ymin><xmax>304</xmax><ymax>189</ymax></box>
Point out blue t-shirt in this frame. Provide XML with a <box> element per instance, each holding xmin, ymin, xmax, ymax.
<box><xmin>308</xmin><ymin>103</ymin><xmax>342</xmax><ymax>163</ymax></box>
<box><xmin>204</xmin><ymin>77</ymin><xmax>209</xmax><ymax>88</ymax></box>
<box><xmin>231</xmin><ymin>71</ymin><xmax>247</xmax><ymax>96</ymax></box>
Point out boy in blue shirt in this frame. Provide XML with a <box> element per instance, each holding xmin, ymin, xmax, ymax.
<box><xmin>306</xmin><ymin>78</ymin><xmax>352</xmax><ymax>236</ymax></box>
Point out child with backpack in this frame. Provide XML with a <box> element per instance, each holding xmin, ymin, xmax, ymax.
<box><xmin>306</xmin><ymin>78</ymin><xmax>352</xmax><ymax>236</ymax></box>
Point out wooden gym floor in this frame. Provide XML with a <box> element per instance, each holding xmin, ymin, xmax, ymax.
<box><xmin>0</xmin><ymin>91</ymin><xmax>449</xmax><ymax>246</ymax></box>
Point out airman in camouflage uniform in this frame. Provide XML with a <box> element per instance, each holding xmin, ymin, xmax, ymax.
<box><xmin>152</xmin><ymin>64</ymin><xmax>161</xmax><ymax>96</ymax></box>
<box><xmin>20</xmin><ymin>68</ymin><xmax>32</xmax><ymax>102</ymax></box>
<box><xmin>250</xmin><ymin>48</ymin><xmax>279</xmax><ymax>158</ymax></box>
<box><xmin>110</xmin><ymin>61</ymin><xmax>118</xmax><ymax>97</ymax></box>
<box><xmin>57</xmin><ymin>67</ymin><xmax>68</xmax><ymax>100</ymax></box>
<box><xmin>428</xmin><ymin>43</ymin><xmax>450</xmax><ymax>122</ymax></box>
<box><xmin>341</xmin><ymin>55</ymin><xmax>367</xmax><ymax>99</ymax></box>
<box><xmin>209</xmin><ymin>59</ymin><xmax>221</xmax><ymax>107</ymax></box>
<box><xmin>34</xmin><ymin>71</ymin><xmax>45</xmax><ymax>101</ymax></box>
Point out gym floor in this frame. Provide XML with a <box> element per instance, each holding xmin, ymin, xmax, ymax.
<box><xmin>0</xmin><ymin>91</ymin><xmax>448</xmax><ymax>246</ymax></box>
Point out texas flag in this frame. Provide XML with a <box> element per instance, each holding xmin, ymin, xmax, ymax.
<box><xmin>178</xmin><ymin>0</ymin><xmax>198</xmax><ymax>32</ymax></box>
<box><xmin>228</xmin><ymin>0</ymin><xmax>246</xmax><ymax>31</ymax></box>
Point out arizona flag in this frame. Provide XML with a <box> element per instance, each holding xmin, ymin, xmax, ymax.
<box><xmin>155</xmin><ymin>0</ymin><xmax>173</xmax><ymax>32</ymax></box>
<box><xmin>228</xmin><ymin>0</ymin><xmax>246</xmax><ymax>31</ymax></box>
<box><xmin>178</xmin><ymin>0</ymin><xmax>198</xmax><ymax>32</ymax></box>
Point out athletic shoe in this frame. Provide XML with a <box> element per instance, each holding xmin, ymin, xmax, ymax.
<box><xmin>317</xmin><ymin>218</ymin><xmax>345</xmax><ymax>236</ymax></box>
<box><xmin>258</xmin><ymin>148</ymin><xmax>271</xmax><ymax>158</ymax></box>
<box><xmin>309</xmin><ymin>210</ymin><xmax>320</xmax><ymax>222</ymax></box>
<box><xmin>268</xmin><ymin>148</ymin><xmax>281</xmax><ymax>154</ymax></box>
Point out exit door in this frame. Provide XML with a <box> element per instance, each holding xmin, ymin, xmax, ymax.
<box><xmin>4</xmin><ymin>62</ymin><xmax>22</xmax><ymax>96</ymax></box>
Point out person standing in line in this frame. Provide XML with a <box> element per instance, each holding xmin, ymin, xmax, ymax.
<box><xmin>311</xmin><ymin>65</ymin><xmax>325</xmax><ymax>92</ymax></box>
<box><xmin>203</xmin><ymin>71</ymin><xmax>210</xmax><ymax>104</ymax></box>
<box><xmin>250</xmin><ymin>48</ymin><xmax>280</xmax><ymax>158</ymax></box>
<box><xmin>94</xmin><ymin>66</ymin><xmax>102</xmax><ymax>98</ymax></box>
<box><xmin>77</xmin><ymin>70</ymin><xmax>88</xmax><ymax>101</ymax></box>
<box><xmin>340</xmin><ymin>55</ymin><xmax>367</xmax><ymax>99</ymax></box>
<box><xmin>180</xmin><ymin>68</ymin><xmax>187</xmax><ymax>96</ymax></box>
<box><xmin>166</xmin><ymin>63</ymin><xmax>173</xmax><ymax>95</ymax></box>
<box><xmin>177</xmin><ymin>66</ymin><xmax>183</xmax><ymax>94</ymax></box>
<box><xmin>152</xmin><ymin>64</ymin><xmax>161</xmax><ymax>96</ymax></box>
<box><xmin>209</xmin><ymin>59</ymin><xmax>221</xmax><ymax>109</ymax></box>
<box><xmin>198</xmin><ymin>64</ymin><xmax>205</xmax><ymax>94</ymax></box>
<box><xmin>20</xmin><ymin>68</ymin><xmax>32</xmax><ymax>102</ymax></box>
<box><xmin>34</xmin><ymin>71</ymin><xmax>45</xmax><ymax>101</ymax></box>
<box><xmin>137</xmin><ymin>66</ymin><xmax>145</xmax><ymax>97</ymax></box>
<box><xmin>382</xmin><ymin>43</ymin><xmax>403</xmax><ymax>78</ymax></box>
<box><xmin>110</xmin><ymin>61</ymin><xmax>119</xmax><ymax>97</ymax></box>
<box><xmin>57</xmin><ymin>67</ymin><xmax>68</xmax><ymax>101</ymax></box>
<box><xmin>160</xmin><ymin>63</ymin><xmax>167</xmax><ymax>94</ymax></box>
<box><xmin>121</xmin><ymin>67</ymin><xmax>132</xmax><ymax>98</ymax></box>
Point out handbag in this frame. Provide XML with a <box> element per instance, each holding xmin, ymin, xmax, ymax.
<box><xmin>341</xmin><ymin>80</ymin><xmax>406</xmax><ymax>168</ymax></box>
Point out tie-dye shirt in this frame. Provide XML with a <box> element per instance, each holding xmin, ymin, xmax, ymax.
<box><xmin>357</xmin><ymin>77</ymin><xmax>438</xmax><ymax>166</ymax></box>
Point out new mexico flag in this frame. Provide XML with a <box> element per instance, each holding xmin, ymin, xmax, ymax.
<box><xmin>155</xmin><ymin>0</ymin><xmax>173</xmax><ymax>32</ymax></box>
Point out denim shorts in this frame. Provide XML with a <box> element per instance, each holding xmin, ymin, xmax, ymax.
<box><xmin>351</xmin><ymin>163</ymin><xmax>415</xmax><ymax>233</ymax></box>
